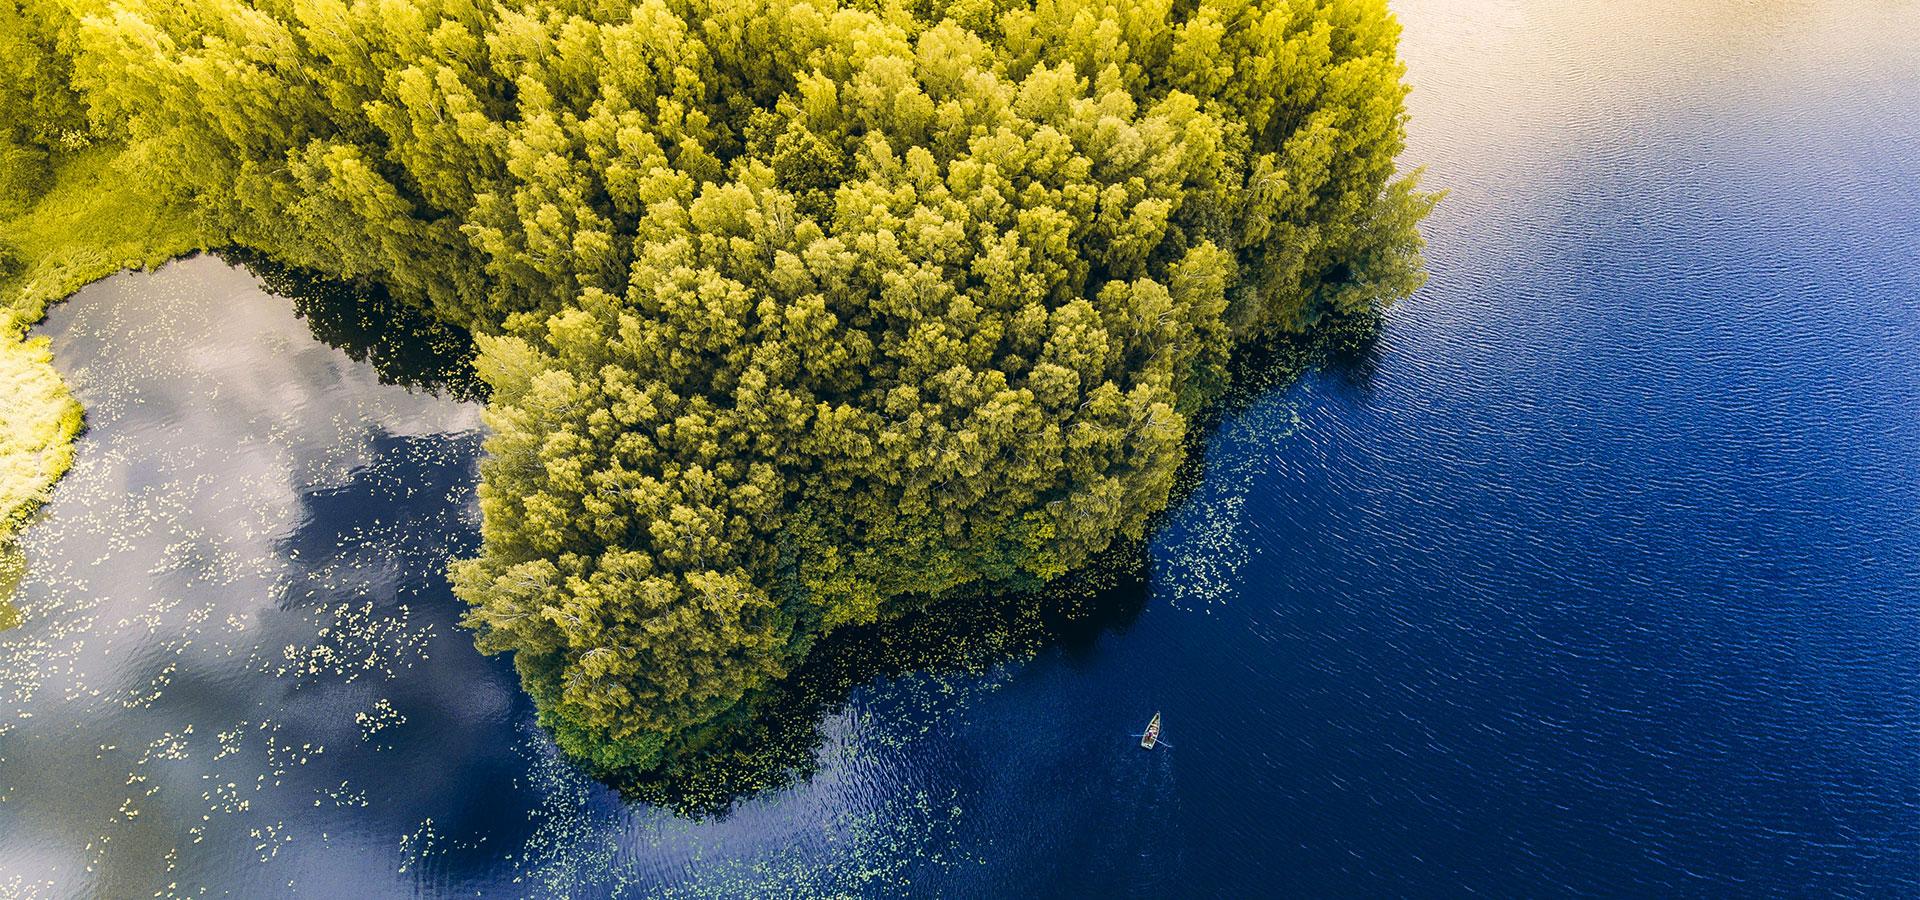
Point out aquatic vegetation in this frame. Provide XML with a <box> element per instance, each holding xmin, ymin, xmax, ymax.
<box><xmin>4</xmin><ymin>0</ymin><xmax>1431</xmax><ymax>772</ymax></box>
<box><xmin>617</xmin><ymin>547</ymin><xmax>1149</xmax><ymax>816</ymax></box>
<box><xmin>0</xmin><ymin>262</ymin><xmax>491</xmax><ymax>894</ymax></box>
<box><xmin>0</xmin><ymin>541</ymin><xmax>21</xmax><ymax>628</ymax></box>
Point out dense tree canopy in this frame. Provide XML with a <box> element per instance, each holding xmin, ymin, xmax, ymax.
<box><xmin>0</xmin><ymin>0</ymin><xmax>87</xmax><ymax>210</ymax></box>
<box><xmin>10</xmin><ymin>0</ymin><xmax>1431</xmax><ymax>771</ymax></box>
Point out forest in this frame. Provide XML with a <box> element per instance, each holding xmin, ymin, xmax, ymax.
<box><xmin>0</xmin><ymin>0</ymin><xmax>1431</xmax><ymax>773</ymax></box>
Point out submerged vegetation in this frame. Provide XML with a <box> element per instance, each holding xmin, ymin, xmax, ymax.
<box><xmin>0</xmin><ymin>541</ymin><xmax>21</xmax><ymax>627</ymax></box>
<box><xmin>3</xmin><ymin>0</ymin><xmax>1431</xmax><ymax>774</ymax></box>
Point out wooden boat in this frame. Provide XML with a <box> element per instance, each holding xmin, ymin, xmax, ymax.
<box><xmin>1139</xmin><ymin>711</ymin><xmax>1161</xmax><ymax>749</ymax></box>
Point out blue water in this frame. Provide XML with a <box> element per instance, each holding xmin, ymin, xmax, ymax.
<box><xmin>3</xmin><ymin>0</ymin><xmax>1918</xmax><ymax>895</ymax></box>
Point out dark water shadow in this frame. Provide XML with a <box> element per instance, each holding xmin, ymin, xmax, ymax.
<box><xmin>610</xmin><ymin>310</ymin><xmax>1385</xmax><ymax>818</ymax></box>
<box><xmin>188</xmin><ymin>246</ymin><xmax>1386</xmax><ymax>821</ymax></box>
<box><xmin>596</xmin><ymin>306</ymin><xmax>1390</xmax><ymax>818</ymax></box>
<box><xmin>216</xmin><ymin>249</ymin><xmax>486</xmax><ymax>403</ymax></box>
<box><xmin>268</xmin><ymin>429</ymin><xmax>549</xmax><ymax>864</ymax></box>
<box><xmin>219</xmin><ymin>257</ymin><xmax>541</xmax><ymax>869</ymax></box>
<box><xmin>612</xmin><ymin>545</ymin><xmax>1152</xmax><ymax>818</ymax></box>
<box><xmin>1316</xmin><ymin>308</ymin><xmax>1390</xmax><ymax>393</ymax></box>
<box><xmin>1162</xmin><ymin>306</ymin><xmax>1387</xmax><ymax>508</ymax></box>
<box><xmin>1217</xmin><ymin>308</ymin><xmax>1386</xmax><ymax>421</ymax></box>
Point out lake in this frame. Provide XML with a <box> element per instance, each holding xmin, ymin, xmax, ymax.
<box><xmin>3</xmin><ymin>0</ymin><xmax>1918</xmax><ymax>895</ymax></box>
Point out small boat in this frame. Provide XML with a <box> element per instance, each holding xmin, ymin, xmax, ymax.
<box><xmin>1139</xmin><ymin>712</ymin><xmax>1161</xmax><ymax>750</ymax></box>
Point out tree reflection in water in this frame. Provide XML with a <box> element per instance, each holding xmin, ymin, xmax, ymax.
<box><xmin>611</xmin><ymin>318</ymin><xmax>1381</xmax><ymax>818</ymax></box>
<box><xmin>221</xmin><ymin>249</ymin><xmax>486</xmax><ymax>404</ymax></box>
<box><xmin>615</xmin><ymin>548</ymin><xmax>1150</xmax><ymax>818</ymax></box>
<box><xmin>205</xmin><ymin>249</ymin><xmax>1378</xmax><ymax>821</ymax></box>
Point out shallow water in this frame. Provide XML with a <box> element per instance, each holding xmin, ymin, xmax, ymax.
<box><xmin>3</xmin><ymin>0</ymin><xmax>1919</xmax><ymax>895</ymax></box>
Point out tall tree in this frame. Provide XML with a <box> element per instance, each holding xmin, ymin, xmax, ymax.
<box><xmin>30</xmin><ymin>0</ymin><xmax>1431</xmax><ymax>772</ymax></box>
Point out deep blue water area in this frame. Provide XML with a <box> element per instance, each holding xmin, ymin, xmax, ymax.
<box><xmin>2</xmin><ymin>1</ymin><xmax>1916</xmax><ymax>896</ymax></box>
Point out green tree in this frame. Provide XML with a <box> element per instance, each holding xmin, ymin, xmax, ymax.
<box><xmin>19</xmin><ymin>0</ymin><xmax>1432</xmax><ymax>773</ymax></box>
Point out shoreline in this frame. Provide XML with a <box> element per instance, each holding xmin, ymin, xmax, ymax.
<box><xmin>0</xmin><ymin>145</ymin><xmax>203</xmax><ymax>552</ymax></box>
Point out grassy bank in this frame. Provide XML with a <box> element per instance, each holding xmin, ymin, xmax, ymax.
<box><xmin>0</xmin><ymin>145</ymin><xmax>202</xmax><ymax>543</ymax></box>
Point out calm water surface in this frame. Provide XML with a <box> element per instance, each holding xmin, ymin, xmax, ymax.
<box><xmin>3</xmin><ymin>0</ymin><xmax>1919</xmax><ymax>895</ymax></box>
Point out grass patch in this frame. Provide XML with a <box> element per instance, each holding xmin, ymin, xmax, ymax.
<box><xmin>1</xmin><ymin>145</ymin><xmax>205</xmax><ymax>324</ymax></box>
<box><xmin>0</xmin><ymin>331</ymin><xmax>82</xmax><ymax>539</ymax></box>
<box><xmin>0</xmin><ymin>145</ymin><xmax>204</xmax><ymax>542</ymax></box>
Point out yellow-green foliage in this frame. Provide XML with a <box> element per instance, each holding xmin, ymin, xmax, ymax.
<box><xmin>0</xmin><ymin>0</ymin><xmax>201</xmax><ymax>548</ymax></box>
<box><xmin>0</xmin><ymin>0</ymin><xmax>84</xmax><ymax>217</ymax></box>
<box><xmin>0</xmin><ymin>540</ymin><xmax>21</xmax><ymax>628</ymax></box>
<box><xmin>0</xmin><ymin>146</ymin><xmax>204</xmax><ymax>547</ymax></box>
<box><xmin>1</xmin><ymin>147</ymin><xmax>204</xmax><ymax>322</ymax></box>
<box><xmin>20</xmin><ymin>0</ymin><xmax>1433</xmax><ymax>772</ymax></box>
<box><xmin>0</xmin><ymin>331</ymin><xmax>82</xmax><ymax>539</ymax></box>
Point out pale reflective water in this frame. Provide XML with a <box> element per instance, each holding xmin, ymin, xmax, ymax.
<box><xmin>3</xmin><ymin>0</ymin><xmax>1919</xmax><ymax>895</ymax></box>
